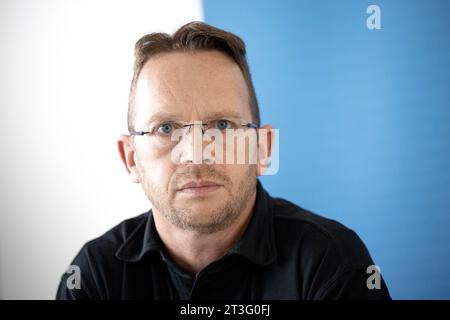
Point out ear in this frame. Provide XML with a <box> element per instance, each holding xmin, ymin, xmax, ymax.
<box><xmin>257</xmin><ymin>124</ymin><xmax>274</xmax><ymax>176</ymax></box>
<box><xmin>117</xmin><ymin>135</ymin><xmax>141</xmax><ymax>183</ymax></box>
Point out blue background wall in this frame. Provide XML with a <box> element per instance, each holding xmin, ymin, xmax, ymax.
<box><xmin>204</xmin><ymin>0</ymin><xmax>450</xmax><ymax>299</ymax></box>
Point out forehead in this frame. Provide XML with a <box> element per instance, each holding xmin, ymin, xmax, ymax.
<box><xmin>133</xmin><ymin>50</ymin><xmax>251</xmax><ymax>125</ymax></box>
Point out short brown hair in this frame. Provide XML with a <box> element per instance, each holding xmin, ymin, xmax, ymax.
<box><xmin>127</xmin><ymin>21</ymin><xmax>260</xmax><ymax>132</ymax></box>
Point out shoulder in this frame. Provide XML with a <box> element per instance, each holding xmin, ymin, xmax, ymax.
<box><xmin>81</xmin><ymin>212</ymin><xmax>148</xmax><ymax>259</ymax></box>
<box><xmin>270</xmin><ymin>197</ymin><xmax>389</xmax><ymax>299</ymax></box>
<box><xmin>56</xmin><ymin>212</ymin><xmax>148</xmax><ymax>300</ymax></box>
<box><xmin>271</xmin><ymin>197</ymin><xmax>373</xmax><ymax>270</ymax></box>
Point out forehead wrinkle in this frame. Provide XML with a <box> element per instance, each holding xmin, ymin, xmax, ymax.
<box><xmin>149</xmin><ymin>66</ymin><xmax>185</xmax><ymax>111</ymax></box>
<box><xmin>137</xmin><ymin>51</ymin><xmax>252</xmax><ymax>127</ymax></box>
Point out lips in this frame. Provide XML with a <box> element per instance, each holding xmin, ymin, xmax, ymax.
<box><xmin>177</xmin><ymin>180</ymin><xmax>222</xmax><ymax>195</ymax></box>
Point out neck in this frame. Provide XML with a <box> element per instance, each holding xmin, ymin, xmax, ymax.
<box><xmin>153</xmin><ymin>192</ymin><xmax>256</xmax><ymax>276</ymax></box>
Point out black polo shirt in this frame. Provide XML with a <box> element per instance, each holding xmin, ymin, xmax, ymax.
<box><xmin>56</xmin><ymin>181</ymin><xmax>391</xmax><ymax>300</ymax></box>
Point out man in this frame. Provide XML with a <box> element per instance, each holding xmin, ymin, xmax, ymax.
<box><xmin>56</xmin><ymin>22</ymin><xmax>390</xmax><ymax>299</ymax></box>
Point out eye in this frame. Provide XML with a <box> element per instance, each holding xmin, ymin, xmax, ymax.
<box><xmin>215</xmin><ymin>119</ymin><xmax>232</xmax><ymax>130</ymax></box>
<box><xmin>157</xmin><ymin>122</ymin><xmax>174</xmax><ymax>135</ymax></box>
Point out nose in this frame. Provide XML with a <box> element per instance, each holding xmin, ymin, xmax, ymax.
<box><xmin>172</xmin><ymin>121</ymin><xmax>214</xmax><ymax>165</ymax></box>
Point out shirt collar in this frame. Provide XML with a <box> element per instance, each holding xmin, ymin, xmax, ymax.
<box><xmin>227</xmin><ymin>180</ymin><xmax>278</xmax><ymax>266</ymax></box>
<box><xmin>116</xmin><ymin>180</ymin><xmax>278</xmax><ymax>266</ymax></box>
<box><xmin>115</xmin><ymin>210</ymin><xmax>163</xmax><ymax>262</ymax></box>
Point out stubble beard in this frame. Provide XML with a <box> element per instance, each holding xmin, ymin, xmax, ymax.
<box><xmin>138</xmin><ymin>162</ymin><xmax>257</xmax><ymax>235</ymax></box>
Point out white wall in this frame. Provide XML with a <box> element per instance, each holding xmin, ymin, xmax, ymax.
<box><xmin>0</xmin><ymin>0</ymin><xmax>203</xmax><ymax>299</ymax></box>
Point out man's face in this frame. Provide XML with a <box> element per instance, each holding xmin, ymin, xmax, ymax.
<box><xmin>129</xmin><ymin>50</ymin><xmax>258</xmax><ymax>234</ymax></box>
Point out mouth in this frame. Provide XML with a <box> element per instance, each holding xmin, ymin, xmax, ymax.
<box><xmin>177</xmin><ymin>180</ymin><xmax>222</xmax><ymax>196</ymax></box>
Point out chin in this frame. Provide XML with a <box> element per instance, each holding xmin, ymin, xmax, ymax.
<box><xmin>184</xmin><ymin>201</ymin><xmax>223</xmax><ymax>215</ymax></box>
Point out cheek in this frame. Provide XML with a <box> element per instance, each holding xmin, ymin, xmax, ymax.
<box><xmin>222</xmin><ymin>164</ymin><xmax>255</xmax><ymax>184</ymax></box>
<box><xmin>137</xmin><ymin>149</ymin><xmax>175</xmax><ymax>188</ymax></box>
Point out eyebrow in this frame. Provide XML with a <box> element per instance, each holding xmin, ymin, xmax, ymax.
<box><xmin>145</xmin><ymin>110</ymin><xmax>244</xmax><ymax>126</ymax></box>
<box><xmin>203</xmin><ymin>111</ymin><xmax>243</xmax><ymax>120</ymax></box>
<box><xmin>145</xmin><ymin>112</ymin><xmax>181</xmax><ymax>126</ymax></box>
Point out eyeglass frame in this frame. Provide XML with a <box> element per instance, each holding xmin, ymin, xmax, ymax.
<box><xmin>129</xmin><ymin>120</ymin><xmax>259</xmax><ymax>137</ymax></box>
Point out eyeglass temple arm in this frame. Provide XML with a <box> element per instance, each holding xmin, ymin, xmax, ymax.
<box><xmin>129</xmin><ymin>131</ymin><xmax>149</xmax><ymax>136</ymax></box>
<box><xmin>245</xmin><ymin>123</ymin><xmax>259</xmax><ymax>129</ymax></box>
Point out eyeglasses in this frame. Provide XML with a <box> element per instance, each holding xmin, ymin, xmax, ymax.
<box><xmin>130</xmin><ymin>118</ymin><xmax>258</xmax><ymax>150</ymax></box>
